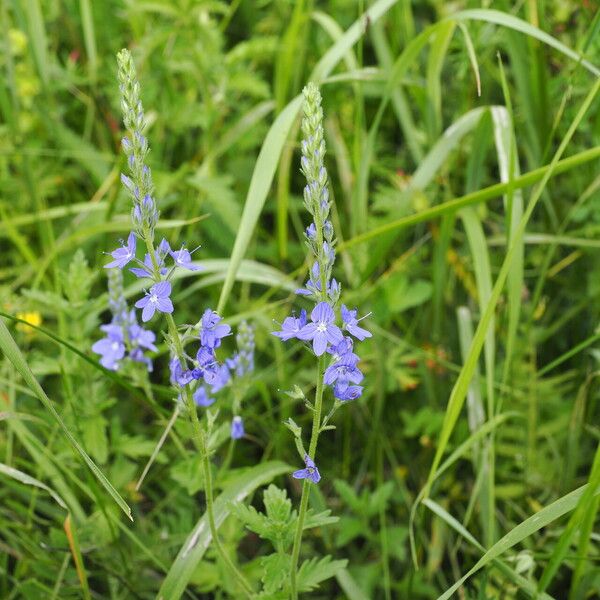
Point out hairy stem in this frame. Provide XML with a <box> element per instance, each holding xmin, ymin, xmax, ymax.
<box><xmin>289</xmin><ymin>354</ymin><xmax>326</xmax><ymax>599</ymax></box>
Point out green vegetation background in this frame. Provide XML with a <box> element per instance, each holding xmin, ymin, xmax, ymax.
<box><xmin>1</xmin><ymin>0</ymin><xmax>600</xmax><ymax>598</ymax></box>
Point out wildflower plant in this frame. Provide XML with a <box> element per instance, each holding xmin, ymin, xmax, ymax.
<box><xmin>271</xmin><ymin>83</ymin><xmax>371</xmax><ymax>598</ymax></box>
<box><xmin>92</xmin><ymin>49</ymin><xmax>255</xmax><ymax>597</ymax></box>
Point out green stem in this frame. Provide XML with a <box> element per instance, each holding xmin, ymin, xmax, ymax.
<box><xmin>142</xmin><ymin>235</ymin><xmax>253</xmax><ymax>597</ymax></box>
<box><xmin>289</xmin><ymin>354</ymin><xmax>326</xmax><ymax>599</ymax></box>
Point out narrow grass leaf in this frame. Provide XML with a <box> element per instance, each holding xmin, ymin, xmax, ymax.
<box><xmin>425</xmin><ymin>74</ymin><xmax>600</xmax><ymax>497</ymax></box>
<box><xmin>0</xmin><ymin>317</ymin><xmax>133</xmax><ymax>520</ymax></box>
<box><xmin>0</xmin><ymin>462</ymin><xmax>67</xmax><ymax>510</ymax></box>
<box><xmin>438</xmin><ymin>482</ymin><xmax>600</xmax><ymax>600</ymax></box>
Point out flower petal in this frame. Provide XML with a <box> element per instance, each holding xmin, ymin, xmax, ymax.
<box><xmin>141</xmin><ymin>302</ymin><xmax>155</xmax><ymax>322</ymax></box>
<box><xmin>312</xmin><ymin>331</ymin><xmax>328</xmax><ymax>356</ymax></box>
<box><xmin>311</xmin><ymin>301</ymin><xmax>334</xmax><ymax>324</ymax></box>
<box><xmin>296</xmin><ymin>323</ymin><xmax>317</xmax><ymax>341</ymax></box>
<box><xmin>292</xmin><ymin>468</ymin><xmax>309</xmax><ymax>480</ymax></box>
<box><xmin>156</xmin><ymin>297</ymin><xmax>174</xmax><ymax>314</ymax></box>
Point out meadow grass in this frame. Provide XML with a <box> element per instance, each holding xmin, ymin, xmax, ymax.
<box><xmin>1</xmin><ymin>1</ymin><xmax>600</xmax><ymax>598</ymax></box>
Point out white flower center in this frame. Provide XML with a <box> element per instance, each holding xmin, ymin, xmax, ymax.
<box><xmin>150</xmin><ymin>294</ymin><xmax>158</xmax><ymax>304</ymax></box>
<box><xmin>316</xmin><ymin>322</ymin><xmax>327</xmax><ymax>333</ymax></box>
<box><xmin>111</xmin><ymin>342</ymin><xmax>120</xmax><ymax>351</ymax></box>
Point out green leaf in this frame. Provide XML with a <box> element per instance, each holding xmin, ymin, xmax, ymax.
<box><xmin>304</xmin><ymin>508</ymin><xmax>338</xmax><ymax>530</ymax></box>
<box><xmin>0</xmin><ymin>317</ymin><xmax>132</xmax><ymax>520</ymax></box>
<box><xmin>0</xmin><ymin>462</ymin><xmax>67</xmax><ymax>510</ymax></box>
<box><xmin>451</xmin><ymin>9</ymin><xmax>599</xmax><ymax>77</ymax></box>
<box><xmin>170</xmin><ymin>455</ymin><xmax>205</xmax><ymax>495</ymax></box>
<box><xmin>425</xmin><ymin>73</ymin><xmax>600</xmax><ymax>499</ymax></box>
<box><xmin>260</xmin><ymin>553</ymin><xmax>289</xmax><ymax>594</ymax></box>
<box><xmin>82</xmin><ymin>415</ymin><xmax>108</xmax><ymax>464</ymax></box>
<box><xmin>336</xmin><ymin>568</ymin><xmax>370</xmax><ymax>600</ymax></box>
<box><xmin>438</xmin><ymin>482</ymin><xmax>600</xmax><ymax>600</ymax></box>
<box><xmin>297</xmin><ymin>556</ymin><xmax>348</xmax><ymax>592</ymax></box>
<box><xmin>217</xmin><ymin>0</ymin><xmax>400</xmax><ymax>314</ymax></box>
<box><xmin>264</xmin><ymin>484</ymin><xmax>292</xmax><ymax>524</ymax></box>
<box><xmin>384</xmin><ymin>275</ymin><xmax>432</xmax><ymax>314</ymax></box>
<box><xmin>157</xmin><ymin>461</ymin><xmax>290</xmax><ymax>600</ymax></box>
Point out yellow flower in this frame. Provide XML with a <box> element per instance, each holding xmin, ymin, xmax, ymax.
<box><xmin>8</xmin><ymin>29</ymin><xmax>28</xmax><ymax>56</ymax></box>
<box><xmin>16</xmin><ymin>311</ymin><xmax>42</xmax><ymax>335</ymax></box>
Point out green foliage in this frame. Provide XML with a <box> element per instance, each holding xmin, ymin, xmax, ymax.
<box><xmin>2</xmin><ymin>0</ymin><xmax>600</xmax><ymax>598</ymax></box>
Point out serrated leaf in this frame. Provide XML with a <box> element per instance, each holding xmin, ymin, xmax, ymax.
<box><xmin>170</xmin><ymin>455</ymin><xmax>205</xmax><ymax>495</ymax></box>
<box><xmin>230</xmin><ymin>503</ymin><xmax>271</xmax><ymax>537</ymax></box>
<box><xmin>333</xmin><ymin>479</ymin><xmax>362</xmax><ymax>512</ymax></box>
<box><xmin>260</xmin><ymin>553</ymin><xmax>289</xmax><ymax>593</ymax></box>
<box><xmin>297</xmin><ymin>556</ymin><xmax>348</xmax><ymax>592</ymax></box>
<box><xmin>304</xmin><ymin>509</ymin><xmax>339</xmax><ymax>530</ymax></box>
<box><xmin>264</xmin><ymin>484</ymin><xmax>292</xmax><ymax>524</ymax></box>
<box><xmin>64</xmin><ymin>249</ymin><xmax>93</xmax><ymax>304</ymax></box>
<box><xmin>366</xmin><ymin>481</ymin><xmax>395</xmax><ymax>516</ymax></box>
<box><xmin>157</xmin><ymin>461</ymin><xmax>290</xmax><ymax>600</ymax></box>
<box><xmin>336</xmin><ymin>516</ymin><xmax>364</xmax><ymax>547</ymax></box>
<box><xmin>0</xmin><ymin>318</ymin><xmax>132</xmax><ymax>520</ymax></box>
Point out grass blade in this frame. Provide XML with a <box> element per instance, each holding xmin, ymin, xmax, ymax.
<box><xmin>425</xmin><ymin>75</ymin><xmax>600</xmax><ymax>496</ymax></box>
<box><xmin>0</xmin><ymin>317</ymin><xmax>133</xmax><ymax>520</ymax></box>
<box><xmin>0</xmin><ymin>462</ymin><xmax>67</xmax><ymax>510</ymax></box>
<box><xmin>437</xmin><ymin>481</ymin><xmax>600</xmax><ymax>600</ymax></box>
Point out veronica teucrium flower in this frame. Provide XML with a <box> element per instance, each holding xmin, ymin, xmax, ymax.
<box><xmin>92</xmin><ymin>325</ymin><xmax>125</xmax><ymax>370</ymax></box>
<box><xmin>199</xmin><ymin>309</ymin><xmax>231</xmax><ymax>348</ymax></box>
<box><xmin>293</xmin><ymin>455</ymin><xmax>321</xmax><ymax>484</ymax></box>
<box><xmin>231</xmin><ymin>416</ymin><xmax>244</xmax><ymax>439</ymax></box>
<box><xmin>272</xmin><ymin>309</ymin><xmax>307</xmax><ymax>341</ymax></box>
<box><xmin>135</xmin><ymin>281</ymin><xmax>174</xmax><ymax>322</ymax></box>
<box><xmin>341</xmin><ymin>305</ymin><xmax>372</xmax><ymax>341</ymax></box>
<box><xmin>193</xmin><ymin>386</ymin><xmax>215</xmax><ymax>407</ymax></box>
<box><xmin>105</xmin><ymin>232</ymin><xmax>136</xmax><ymax>269</ymax></box>
<box><xmin>171</xmin><ymin>246</ymin><xmax>202</xmax><ymax>271</ymax></box>
<box><xmin>333</xmin><ymin>384</ymin><xmax>363</xmax><ymax>402</ymax></box>
<box><xmin>297</xmin><ymin>302</ymin><xmax>343</xmax><ymax>356</ymax></box>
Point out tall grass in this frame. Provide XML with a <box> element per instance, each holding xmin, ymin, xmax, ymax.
<box><xmin>1</xmin><ymin>1</ymin><xmax>599</xmax><ymax>598</ymax></box>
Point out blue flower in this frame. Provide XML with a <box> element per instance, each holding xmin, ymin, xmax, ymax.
<box><xmin>129</xmin><ymin>253</ymin><xmax>155</xmax><ymax>278</ymax></box>
<box><xmin>293</xmin><ymin>455</ymin><xmax>321</xmax><ymax>483</ymax></box>
<box><xmin>341</xmin><ymin>305</ymin><xmax>372</xmax><ymax>341</ymax></box>
<box><xmin>333</xmin><ymin>383</ymin><xmax>363</xmax><ymax>402</ymax></box>
<box><xmin>199</xmin><ymin>309</ymin><xmax>231</xmax><ymax>348</ymax></box>
<box><xmin>171</xmin><ymin>246</ymin><xmax>202</xmax><ymax>271</ymax></box>
<box><xmin>129</xmin><ymin>347</ymin><xmax>153</xmax><ymax>372</ymax></box>
<box><xmin>296</xmin><ymin>302</ymin><xmax>343</xmax><ymax>356</ymax></box>
<box><xmin>130</xmin><ymin>240</ymin><xmax>171</xmax><ymax>278</ymax></box>
<box><xmin>105</xmin><ymin>232</ymin><xmax>136</xmax><ymax>269</ymax></box>
<box><xmin>193</xmin><ymin>386</ymin><xmax>215</xmax><ymax>407</ymax></box>
<box><xmin>196</xmin><ymin>345</ymin><xmax>216</xmax><ymax>368</ymax></box>
<box><xmin>135</xmin><ymin>281</ymin><xmax>174</xmax><ymax>322</ymax></box>
<box><xmin>207</xmin><ymin>363</ymin><xmax>231</xmax><ymax>393</ymax></box>
<box><xmin>272</xmin><ymin>309</ymin><xmax>307</xmax><ymax>341</ymax></box>
<box><xmin>170</xmin><ymin>357</ymin><xmax>194</xmax><ymax>386</ymax></box>
<box><xmin>92</xmin><ymin>325</ymin><xmax>125</xmax><ymax>370</ymax></box>
<box><xmin>323</xmin><ymin>355</ymin><xmax>363</xmax><ymax>387</ymax></box>
<box><xmin>231</xmin><ymin>416</ymin><xmax>244</xmax><ymax>439</ymax></box>
<box><xmin>326</xmin><ymin>337</ymin><xmax>358</xmax><ymax>363</ymax></box>
<box><xmin>129</xmin><ymin>323</ymin><xmax>157</xmax><ymax>352</ymax></box>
